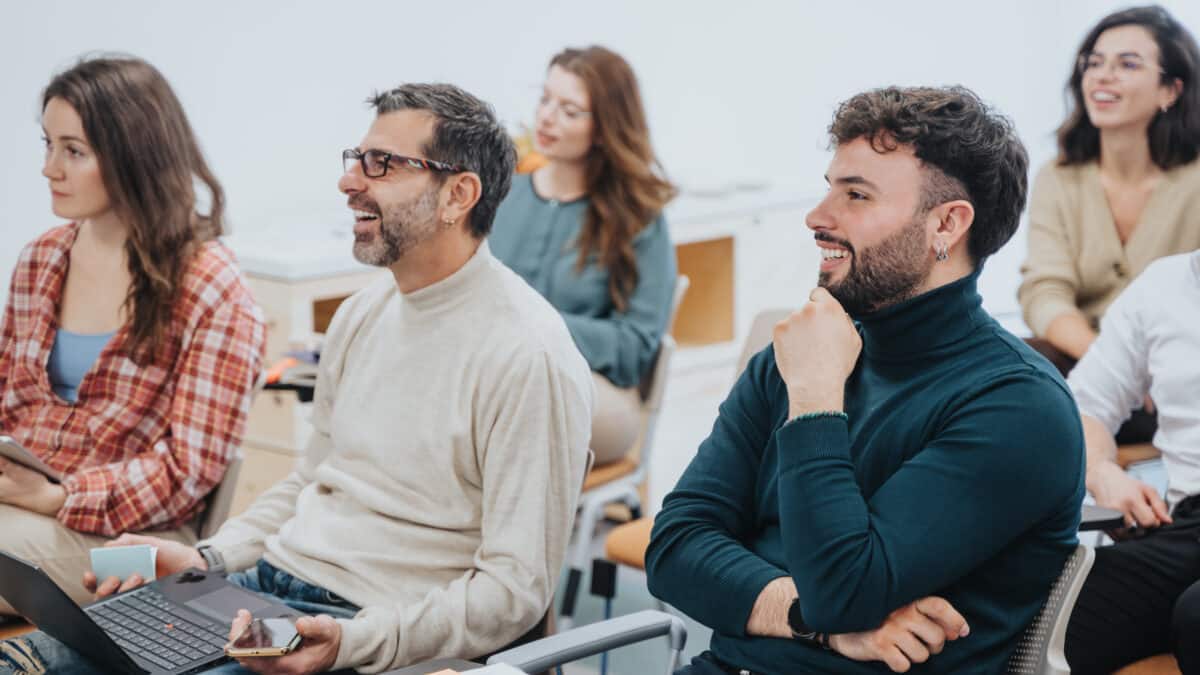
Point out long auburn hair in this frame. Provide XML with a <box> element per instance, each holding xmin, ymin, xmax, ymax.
<box><xmin>43</xmin><ymin>56</ymin><xmax>224</xmax><ymax>362</ymax></box>
<box><xmin>1057</xmin><ymin>5</ymin><xmax>1200</xmax><ymax>169</ymax></box>
<box><xmin>549</xmin><ymin>46</ymin><xmax>676</xmax><ymax>312</ymax></box>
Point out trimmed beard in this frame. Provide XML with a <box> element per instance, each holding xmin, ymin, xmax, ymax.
<box><xmin>352</xmin><ymin>185</ymin><xmax>443</xmax><ymax>267</ymax></box>
<box><xmin>818</xmin><ymin>214</ymin><xmax>932</xmax><ymax>316</ymax></box>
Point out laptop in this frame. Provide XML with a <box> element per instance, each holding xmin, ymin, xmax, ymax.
<box><xmin>0</xmin><ymin>551</ymin><xmax>302</xmax><ymax>675</ymax></box>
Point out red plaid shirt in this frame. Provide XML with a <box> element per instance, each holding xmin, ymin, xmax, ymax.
<box><xmin>0</xmin><ymin>224</ymin><xmax>265</xmax><ymax>536</ymax></box>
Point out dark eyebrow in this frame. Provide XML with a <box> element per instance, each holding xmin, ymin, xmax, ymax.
<box><xmin>41</xmin><ymin>128</ymin><xmax>89</xmax><ymax>145</ymax></box>
<box><xmin>825</xmin><ymin>174</ymin><xmax>880</xmax><ymax>191</ymax></box>
<box><xmin>1086</xmin><ymin>49</ymin><xmax>1147</xmax><ymax>60</ymax></box>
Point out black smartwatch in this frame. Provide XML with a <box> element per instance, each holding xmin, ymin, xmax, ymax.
<box><xmin>788</xmin><ymin>598</ymin><xmax>830</xmax><ymax>649</ymax></box>
<box><xmin>196</xmin><ymin>545</ymin><xmax>226</xmax><ymax>576</ymax></box>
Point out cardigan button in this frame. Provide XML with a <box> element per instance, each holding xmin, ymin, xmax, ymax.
<box><xmin>1113</xmin><ymin>261</ymin><xmax>1128</xmax><ymax>278</ymax></box>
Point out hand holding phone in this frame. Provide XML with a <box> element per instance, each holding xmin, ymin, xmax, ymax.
<box><xmin>225</xmin><ymin>617</ymin><xmax>302</xmax><ymax>657</ymax></box>
<box><xmin>223</xmin><ymin>609</ymin><xmax>343</xmax><ymax>673</ymax></box>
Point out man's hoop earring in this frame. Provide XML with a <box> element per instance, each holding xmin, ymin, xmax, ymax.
<box><xmin>935</xmin><ymin>241</ymin><xmax>949</xmax><ymax>262</ymax></box>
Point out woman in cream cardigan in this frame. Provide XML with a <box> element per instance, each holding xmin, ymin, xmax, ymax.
<box><xmin>1019</xmin><ymin>5</ymin><xmax>1200</xmax><ymax>443</ymax></box>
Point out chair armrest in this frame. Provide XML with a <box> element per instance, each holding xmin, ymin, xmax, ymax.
<box><xmin>485</xmin><ymin>610</ymin><xmax>686</xmax><ymax>672</ymax></box>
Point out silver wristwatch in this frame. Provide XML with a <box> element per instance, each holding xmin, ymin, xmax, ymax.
<box><xmin>195</xmin><ymin>545</ymin><xmax>226</xmax><ymax>576</ymax></box>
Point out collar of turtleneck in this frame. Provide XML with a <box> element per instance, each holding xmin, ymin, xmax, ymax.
<box><xmin>401</xmin><ymin>240</ymin><xmax>493</xmax><ymax>312</ymax></box>
<box><xmin>853</xmin><ymin>266</ymin><xmax>989</xmax><ymax>361</ymax></box>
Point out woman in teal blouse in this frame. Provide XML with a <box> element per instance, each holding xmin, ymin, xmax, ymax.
<box><xmin>490</xmin><ymin>46</ymin><xmax>677</xmax><ymax>465</ymax></box>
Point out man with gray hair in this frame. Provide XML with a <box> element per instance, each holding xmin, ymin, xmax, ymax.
<box><xmin>0</xmin><ymin>83</ymin><xmax>594</xmax><ymax>675</ymax></box>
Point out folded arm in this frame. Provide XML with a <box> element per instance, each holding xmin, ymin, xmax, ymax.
<box><xmin>777</xmin><ymin>376</ymin><xmax>1084</xmax><ymax>633</ymax></box>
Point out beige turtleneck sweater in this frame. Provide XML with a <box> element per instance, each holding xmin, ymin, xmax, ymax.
<box><xmin>202</xmin><ymin>241</ymin><xmax>593</xmax><ymax>672</ymax></box>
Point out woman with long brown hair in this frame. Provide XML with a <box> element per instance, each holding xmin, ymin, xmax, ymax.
<box><xmin>0</xmin><ymin>55</ymin><xmax>264</xmax><ymax>612</ymax></box>
<box><xmin>490</xmin><ymin>46</ymin><xmax>677</xmax><ymax>466</ymax></box>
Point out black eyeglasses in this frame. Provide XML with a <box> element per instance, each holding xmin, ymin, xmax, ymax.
<box><xmin>342</xmin><ymin>148</ymin><xmax>463</xmax><ymax>178</ymax></box>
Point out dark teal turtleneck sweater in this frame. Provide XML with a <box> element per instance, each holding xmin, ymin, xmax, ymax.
<box><xmin>645</xmin><ymin>270</ymin><xmax>1085</xmax><ymax>674</ymax></box>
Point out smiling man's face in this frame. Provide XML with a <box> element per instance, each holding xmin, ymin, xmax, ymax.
<box><xmin>805</xmin><ymin>136</ymin><xmax>939</xmax><ymax>315</ymax></box>
<box><xmin>338</xmin><ymin>110</ymin><xmax>448</xmax><ymax>267</ymax></box>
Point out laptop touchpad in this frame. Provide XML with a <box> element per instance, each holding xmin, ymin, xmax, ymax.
<box><xmin>186</xmin><ymin>587</ymin><xmax>278</xmax><ymax>622</ymax></box>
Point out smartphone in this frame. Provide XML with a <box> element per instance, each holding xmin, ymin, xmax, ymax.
<box><xmin>224</xmin><ymin>617</ymin><xmax>302</xmax><ymax>657</ymax></box>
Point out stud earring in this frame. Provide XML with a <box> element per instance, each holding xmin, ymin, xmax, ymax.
<box><xmin>935</xmin><ymin>240</ymin><xmax>949</xmax><ymax>262</ymax></box>
<box><xmin>1161</xmin><ymin>103</ymin><xmax>1170</xmax><ymax>113</ymax></box>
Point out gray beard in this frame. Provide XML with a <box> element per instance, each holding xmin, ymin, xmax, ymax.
<box><xmin>353</xmin><ymin>187</ymin><xmax>442</xmax><ymax>267</ymax></box>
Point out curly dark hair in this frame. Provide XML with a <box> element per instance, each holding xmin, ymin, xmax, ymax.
<box><xmin>370</xmin><ymin>83</ymin><xmax>517</xmax><ymax>238</ymax></box>
<box><xmin>1058</xmin><ymin>5</ymin><xmax>1200</xmax><ymax>169</ymax></box>
<box><xmin>828</xmin><ymin>85</ymin><xmax>1029</xmax><ymax>263</ymax></box>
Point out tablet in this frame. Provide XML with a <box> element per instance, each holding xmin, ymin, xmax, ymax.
<box><xmin>0</xmin><ymin>435</ymin><xmax>63</xmax><ymax>483</ymax></box>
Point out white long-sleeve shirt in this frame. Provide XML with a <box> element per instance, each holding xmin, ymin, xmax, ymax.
<box><xmin>1068</xmin><ymin>250</ymin><xmax>1200</xmax><ymax>509</ymax></box>
<box><xmin>202</xmin><ymin>241</ymin><xmax>594</xmax><ymax>672</ymax></box>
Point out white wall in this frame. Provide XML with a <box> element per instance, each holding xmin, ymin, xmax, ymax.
<box><xmin>3</xmin><ymin>0</ymin><xmax>1199</xmax><ymax>320</ymax></box>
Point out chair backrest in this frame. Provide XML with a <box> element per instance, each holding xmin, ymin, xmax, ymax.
<box><xmin>639</xmin><ymin>335</ymin><xmax>676</xmax><ymax>415</ymax></box>
<box><xmin>623</xmin><ymin>277</ymin><xmax>688</xmax><ymax>485</ymax></box>
<box><xmin>193</xmin><ymin>454</ymin><xmax>245</xmax><ymax>540</ymax></box>
<box><xmin>638</xmin><ymin>276</ymin><xmax>690</xmax><ymax>405</ymax></box>
<box><xmin>735</xmin><ymin>308</ymin><xmax>791</xmax><ymax>377</ymax></box>
<box><xmin>1005</xmin><ymin>544</ymin><xmax>1095</xmax><ymax>675</ymax></box>
<box><xmin>581</xmin><ymin>448</ymin><xmax>596</xmax><ymax>489</ymax></box>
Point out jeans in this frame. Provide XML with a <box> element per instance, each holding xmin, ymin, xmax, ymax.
<box><xmin>0</xmin><ymin>558</ymin><xmax>360</xmax><ymax>675</ymax></box>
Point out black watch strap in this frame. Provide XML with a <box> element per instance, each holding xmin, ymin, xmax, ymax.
<box><xmin>787</xmin><ymin>598</ymin><xmax>816</xmax><ymax>641</ymax></box>
<box><xmin>787</xmin><ymin>597</ymin><xmax>831</xmax><ymax>649</ymax></box>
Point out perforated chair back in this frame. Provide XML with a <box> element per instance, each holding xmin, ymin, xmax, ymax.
<box><xmin>1005</xmin><ymin>544</ymin><xmax>1094</xmax><ymax>674</ymax></box>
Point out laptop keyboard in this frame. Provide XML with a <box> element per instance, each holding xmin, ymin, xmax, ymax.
<box><xmin>88</xmin><ymin>586</ymin><xmax>231</xmax><ymax>672</ymax></box>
